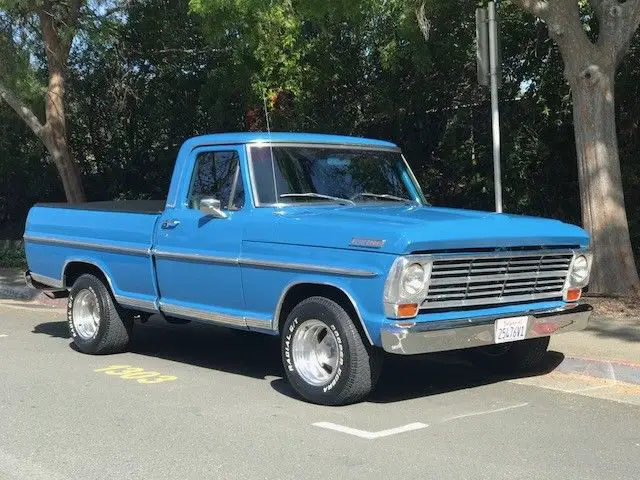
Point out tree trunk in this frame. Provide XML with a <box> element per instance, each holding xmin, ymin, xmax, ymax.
<box><xmin>39</xmin><ymin>6</ymin><xmax>86</xmax><ymax>203</ymax></box>
<box><xmin>45</xmin><ymin>135</ymin><xmax>86</xmax><ymax>203</ymax></box>
<box><xmin>571</xmin><ymin>65</ymin><xmax>640</xmax><ymax>296</ymax></box>
<box><xmin>42</xmin><ymin>68</ymin><xmax>85</xmax><ymax>203</ymax></box>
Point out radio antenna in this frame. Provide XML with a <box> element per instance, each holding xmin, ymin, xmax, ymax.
<box><xmin>263</xmin><ymin>92</ymin><xmax>279</xmax><ymax>204</ymax></box>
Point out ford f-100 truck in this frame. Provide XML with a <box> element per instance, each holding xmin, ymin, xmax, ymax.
<box><xmin>24</xmin><ymin>132</ymin><xmax>593</xmax><ymax>405</ymax></box>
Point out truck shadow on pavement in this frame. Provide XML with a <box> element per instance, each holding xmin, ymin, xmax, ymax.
<box><xmin>270</xmin><ymin>350</ymin><xmax>565</xmax><ymax>403</ymax></box>
<box><xmin>370</xmin><ymin>351</ymin><xmax>563</xmax><ymax>403</ymax></box>
<box><xmin>33</xmin><ymin>318</ymin><xmax>564</xmax><ymax>403</ymax></box>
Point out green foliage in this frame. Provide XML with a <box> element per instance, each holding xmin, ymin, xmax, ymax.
<box><xmin>0</xmin><ymin>245</ymin><xmax>26</xmax><ymax>268</ymax></box>
<box><xmin>0</xmin><ymin>0</ymin><xmax>639</xmax><ymax>261</ymax></box>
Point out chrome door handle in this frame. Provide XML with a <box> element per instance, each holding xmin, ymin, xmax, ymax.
<box><xmin>161</xmin><ymin>219</ymin><xmax>181</xmax><ymax>230</ymax></box>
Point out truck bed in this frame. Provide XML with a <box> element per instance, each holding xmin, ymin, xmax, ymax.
<box><xmin>24</xmin><ymin>202</ymin><xmax>161</xmax><ymax>311</ymax></box>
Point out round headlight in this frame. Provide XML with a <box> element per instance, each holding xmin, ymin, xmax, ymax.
<box><xmin>401</xmin><ymin>263</ymin><xmax>426</xmax><ymax>296</ymax></box>
<box><xmin>570</xmin><ymin>255</ymin><xmax>589</xmax><ymax>284</ymax></box>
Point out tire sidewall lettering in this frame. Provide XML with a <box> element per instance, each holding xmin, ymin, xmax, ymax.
<box><xmin>283</xmin><ymin>311</ymin><xmax>348</xmax><ymax>395</ymax></box>
<box><xmin>67</xmin><ymin>292</ymin><xmax>77</xmax><ymax>338</ymax></box>
<box><xmin>283</xmin><ymin>317</ymin><xmax>299</xmax><ymax>372</ymax></box>
<box><xmin>322</xmin><ymin>324</ymin><xmax>344</xmax><ymax>393</ymax></box>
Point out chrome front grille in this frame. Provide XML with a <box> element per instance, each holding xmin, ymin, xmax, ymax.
<box><xmin>422</xmin><ymin>251</ymin><xmax>573</xmax><ymax>310</ymax></box>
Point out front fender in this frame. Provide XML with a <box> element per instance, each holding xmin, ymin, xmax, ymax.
<box><xmin>240</xmin><ymin>240</ymin><xmax>396</xmax><ymax>346</ymax></box>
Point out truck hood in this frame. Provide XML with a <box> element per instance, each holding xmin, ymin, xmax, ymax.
<box><xmin>245</xmin><ymin>205</ymin><xmax>589</xmax><ymax>254</ymax></box>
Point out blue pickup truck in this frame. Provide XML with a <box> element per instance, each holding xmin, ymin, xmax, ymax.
<box><xmin>24</xmin><ymin>132</ymin><xmax>593</xmax><ymax>405</ymax></box>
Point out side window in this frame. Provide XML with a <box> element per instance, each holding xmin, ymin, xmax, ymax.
<box><xmin>187</xmin><ymin>151</ymin><xmax>245</xmax><ymax>210</ymax></box>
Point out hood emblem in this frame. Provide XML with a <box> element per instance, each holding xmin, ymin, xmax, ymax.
<box><xmin>350</xmin><ymin>238</ymin><xmax>386</xmax><ymax>249</ymax></box>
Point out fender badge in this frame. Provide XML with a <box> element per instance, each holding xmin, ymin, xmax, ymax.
<box><xmin>350</xmin><ymin>238</ymin><xmax>386</xmax><ymax>249</ymax></box>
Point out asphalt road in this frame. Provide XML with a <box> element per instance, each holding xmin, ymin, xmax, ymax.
<box><xmin>1</xmin><ymin>304</ymin><xmax>639</xmax><ymax>480</ymax></box>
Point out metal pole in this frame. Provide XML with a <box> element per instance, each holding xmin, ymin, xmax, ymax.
<box><xmin>488</xmin><ymin>1</ymin><xmax>502</xmax><ymax>213</ymax></box>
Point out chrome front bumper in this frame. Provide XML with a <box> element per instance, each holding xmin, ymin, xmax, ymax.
<box><xmin>380</xmin><ymin>303</ymin><xmax>592</xmax><ymax>355</ymax></box>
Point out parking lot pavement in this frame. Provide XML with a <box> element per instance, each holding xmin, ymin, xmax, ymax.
<box><xmin>1</xmin><ymin>304</ymin><xmax>639</xmax><ymax>480</ymax></box>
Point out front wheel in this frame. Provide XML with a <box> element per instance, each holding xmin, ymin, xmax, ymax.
<box><xmin>466</xmin><ymin>336</ymin><xmax>551</xmax><ymax>373</ymax></box>
<box><xmin>67</xmin><ymin>274</ymin><xmax>132</xmax><ymax>354</ymax></box>
<box><xmin>281</xmin><ymin>296</ymin><xmax>382</xmax><ymax>405</ymax></box>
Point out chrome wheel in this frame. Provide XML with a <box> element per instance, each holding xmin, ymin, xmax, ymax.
<box><xmin>292</xmin><ymin>319</ymin><xmax>340</xmax><ymax>386</ymax></box>
<box><xmin>72</xmin><ymin>289</ymin><xmax>101</xmax><ymax>340</ymax></box>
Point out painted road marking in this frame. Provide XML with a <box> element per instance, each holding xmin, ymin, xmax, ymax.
<box><xmin>94</xmin><ymin>365</ymin><xmax>177</xmax><ymax>384</ymax></box>
<box><xmin>314</xmin><ymin>404</ymin><xmax>526</xmax><ymax>439</ymax></box>
<box><xmin>442</xmin><ymin>403</ymin><xmax>529</xmax><ymax>422</ymax></box>
<box><xmin>312</xmin><ymin>422</ymin><xmax>428</xmax><ymax>439</ymax></box>
<box><xmin>0</xmin><ymin>334</ymin><xmax>8</xmax><ymax>338</ymax></box>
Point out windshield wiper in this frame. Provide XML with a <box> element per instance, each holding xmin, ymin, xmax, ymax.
<box><xmin>351</xmin><ymin>192</ymin><xmax>417</xmax><ymax>204</ymax></box>
<box><xmin>280</xmin><ymin>193</ymin><xmax>356</xmax><ymax>205</ymax></box>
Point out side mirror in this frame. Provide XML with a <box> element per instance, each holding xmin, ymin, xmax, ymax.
<box><xmin>199</xmin><ymin>197</ymin><xmax>228</xmax><ymax>219</ymax></box>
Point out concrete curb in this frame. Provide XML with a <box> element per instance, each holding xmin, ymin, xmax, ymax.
<box><xmin>557</xmin><ymin>356</ymin><xmax>640</xmax><ymax>386</ymax></box>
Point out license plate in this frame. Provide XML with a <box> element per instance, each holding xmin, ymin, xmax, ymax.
<box><xmin>494</xmin><ymin>316</ymin><xmax>529</xmax><ymax>344</ymax></box>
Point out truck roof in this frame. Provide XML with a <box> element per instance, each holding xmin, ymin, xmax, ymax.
<box><xmin>182</xmin><ymin>132</ymin><xmax>399</xmax><ymax>150</ymax></box>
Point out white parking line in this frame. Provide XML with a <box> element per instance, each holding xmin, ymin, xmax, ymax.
<box><xmin>312</xmin><ymin>421</ymin><xmax>428</xmax><ymax>439</ymax></box>
<box><xmin>442</xmin><ymin>402</ymin><xmax>529</xmax><ymax>422</ymax></box>
<box><xmin>0</xmin><ymin>334</ymin><xmax>7</xmax><ymax>338</ymax></box>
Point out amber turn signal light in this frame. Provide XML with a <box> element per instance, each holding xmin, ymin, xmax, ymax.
<box><xmin>396</xmin><ymin>303</ymin><xmax>419</xmax><ymax>318</ymax></box>
<box><xmin>565</xmin><ymin>287</ymin><xmax>582</xmax><ymax>302</ymax></box>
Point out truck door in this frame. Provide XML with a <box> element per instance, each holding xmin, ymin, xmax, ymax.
<box><xmin>153</xmin><ymin>145</ymin><xmax>247</xmax><ymax>327</ymax></box>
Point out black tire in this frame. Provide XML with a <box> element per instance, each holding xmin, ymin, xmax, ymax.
<box><xmin>67</xmin><ymin>274</ymin><xmax>132</xmax><ymax>354</ymax></box>
<box><xmin>466</xmin><ymin>336</ymin><xmax>550</xmax><ymax>373</ymax></box>
<box><xmin>281</xmin><ymin>296</ymin><xmax>382</xmax><ymax>406</ymax></box>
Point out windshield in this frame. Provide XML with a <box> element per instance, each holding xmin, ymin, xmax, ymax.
<box><xmin>249</xmin><ymin>145</ymin><xmax>425</xmax><ymax>206</ymax></box>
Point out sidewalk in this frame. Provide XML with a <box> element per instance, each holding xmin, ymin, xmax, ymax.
<box><xmin>551</xmin><ymin>314</ymin><xmax>640</xmax><ymax>364</ymax></box>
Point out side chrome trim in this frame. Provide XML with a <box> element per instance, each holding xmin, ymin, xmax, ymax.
<box><xmin>159</xmin><ymin>302</ymin><xmax>246</xmax><ymax>328</ymax></box>
<box><xmin>272</xmin><ymin>281</ymin><xmax>374</xmax><ymax>345</ymax></box>
<box><xmin>28</xmin><ymin>272</ymin><xmax>64</xmax><ymax>289</ymax></box>
<box><xmin>240</xmin><ymin>258</ymin><xmax>377</xmax><ymax>278</ymax></box>
<box><xmin>245</xmin><ymin>317</ymin><xmax>273</xmax><ymax>330</ymax></box>
<box><xmin>115</xmin><ymin>295</ymin><xmax>158</xmax><ymax>313</ymax></box>
<box><xmin>153</xmin><ymin>250</ymin><xmax>238</xmax><ymax>265</ymax></box>
<box><xmin>152</xmin><ymin>250</ymin><xmax>377</xmax><ymax>278</ymax></box>
<box><xmin>23</xmin><ymin>235</ymin><xmax>150</xmax><ymax>257</ymax></box>
<box><xmin>381</xmin><ymin>303</ymin><xmax>592</xmax><ymax>355</ymax></box>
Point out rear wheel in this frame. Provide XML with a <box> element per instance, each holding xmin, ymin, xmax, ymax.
<box><xmin>67</xmin><ymin>274</ymin><xmax>132</xmax><ymax>354</ymax></box>
<box><xmin>466</xmin><ymin>336</ymin><xmax>550</xmax><ymax>373</ymax></box>
<box><xmin>281</xmin><ymin>296</ymin><xmax>382</xmax><ymax>405</ymax></box>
